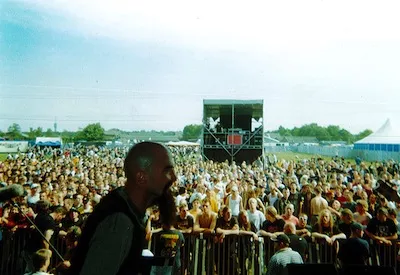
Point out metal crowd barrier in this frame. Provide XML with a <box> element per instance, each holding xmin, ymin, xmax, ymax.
<box><xmin>148</xmin><ymin>233</ymin><xmax>400</xmax><ymax>275</ymax></box>
<box><xmin>1</xmin><ymin>228</ymin><xmax>399</xmax><ymax>275</ymax></box>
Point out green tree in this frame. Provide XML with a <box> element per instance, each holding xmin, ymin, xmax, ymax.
<box><xmin>272</xmin><ymin>123</ymin><xmax>372</xmax><ymax>144</ymax></box>
<box><xmin>45</xmin><ymin>128</ymin><xmax>54</xmax><ymax>137</ymax></box>
<box><xmin>277</xmin><ymin>126</ymin><xmax>291</xmax><ymax>136</ymax></box>
<box><xmin>182</xmin><ymin>124</ymin><xmax>202</xmax><ymax>141</ymax></box>
<box><xmin>28</xmin><ymin>127</ymin><xmax>44</xmax><ymax>140</ymax></box>
<box><xmin>61</xmin><ymin>130</ymin><xmax>75</xmax><ymax>144</ymax></box>
<box><xmin>75</xmin><ymin>123</ymin><xmax>105</xmax><ymax>141</ymax></box>
<box><xmin>7</xmin><ymin>123</ymin><xmax>23</xmax><ymax>139</ymax></box>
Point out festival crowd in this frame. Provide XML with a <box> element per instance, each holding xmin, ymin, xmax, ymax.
<box><xmin>1</xmin><ymin>144</ymin><xmax>400</xmax><ymax>274</ymax></box>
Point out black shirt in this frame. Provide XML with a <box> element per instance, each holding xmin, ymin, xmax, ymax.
<box><xmin>338</xmin><ymin>237</ymin><xmax>370</xmax><ymax>265</ymax></box>
<box><xmin>69</xmin><ymin>187</ymin><xmax>146</xmax><ymax>275</ymax></box>
<box><xmin>28</xmin><ymin>212</ymin><xmax>56</xmax><ymax>253</ymax></box>
<box><xmin>175</xmin><ymin>215</ymin><xmax>194</xmax><ymax>231</ymax></box>
<box><xmin>216</xmin><ymin>216</ymin><xmax>238</xmax><ymax>230</ymax></box>
<box><xmin>262</xmin><ymin>218</ymin><xmax>285</xmax><ymax>233</ymax></box>
<box><xmin>287</xmin><ymin>233</ymin><xmax>308</xmax><ymax>261</ymax></box>
<box><xmin>312</xmin><ymin>223</ymin><xmax>341</xmax><ymax>237</ymax></box>
<box><xmin>366</xmin><ymin>217</ymin><xmax>397</xmax><ymax>238</ymax></box>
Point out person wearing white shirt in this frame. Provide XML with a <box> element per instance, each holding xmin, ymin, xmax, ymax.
<box><xmin>247</xmin><ymin>198</ymin><xmax>266</xmax><ymax>231</ymax></box>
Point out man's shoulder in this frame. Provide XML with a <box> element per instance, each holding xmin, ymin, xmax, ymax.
<box><xmin>346</xmin><ymin>237</ymin><xmax>369</xmax><ymax>246</ymax></box>
<box><xmin>288</xmin><ymin>234</ymin><xmax>307</xmax><ymax>243</ymax></box>
<box><xmin>97</xmin><ymin>212</ymin><xmax>135</xmax><ymax>232</ymax></box>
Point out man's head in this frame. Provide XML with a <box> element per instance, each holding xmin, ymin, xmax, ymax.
<box><xmin>231</xmin><ymin>185</ymin><xmax>239</xmax><ymax>195</ymax></box>
<box><xmin>284</xmin><ymin>222</ymin><xmax>296</xmax><ymax>235</ymax></box>
<box><xmin>52</xmin><ymin>206</ymin><xmax>67</xmax><ymax>222</ymax></box>
<box><xmin>282</xmin><ymin>188</ymin><xmax>290</xmax><ymax>199</ymax></box>
<box><xmin>32</xmin><ymin>249</ymin><xmax>52</xmax><ymax>272</ymax></box>
<box><xmin>222</xmin><ymin>206</ymin><xmax>232</xmax><ymax>222</ymax></box>
<box><xmin>356</xmin><ymin>199</ymin><xmax>368</xmax><ymax>213</ymax></box>
<box><xmin>377</xmin><ymin>207</ymin><xmax>388</xmax><ymax>222</ymax></box>
<box><xmin>248</xmin><ymin>197</ymin><xmax>257</xmax><ymax>211</ymax></box>
<box><xmin>271</xmin><ymin>234</ymin><xmax>291</xmax><ymax>251</ymax></box>
<box><xmin>332</xmin><ymin>200</ymin><xmax>341</xmax><ymax>210</ymax></box>
<box><xmin>39</xmin><ymin>191</ymin><xmax>48</xmax><ymax>201</ymax></box>
<box><xmin>202</xmin><ymin>198</ymin><xmax>212</xmax><ymax>214</ymax></box>
<box><xmin>298</xmin><ymin>213</ymin><xmax>308</xmax><ymax>228</ymax></box>
<box><xmin>266</xmin><ymin>206</ymin><xmax>278</xmax><ymax>222</ymax></box>
<box><xmin>350</xmin><ymin>222</ymin><xmax>364</xmax><ymax>238</ymax></box>
<box><xmin>124</xmin><ymin>142</ymin><xmax>176</xmax><ymax>199</ymax></box>
<box><xmin>179</xmin><ymin>202</ymin><xmax>189</xmax><ymax>219</ymax></box>
<box><xmin>341</xmin><ymin>209</ymin><xmax>354</xmax><ymax>224</ymax></box>
<box><xmin>284</xmin><ymin>204</ymin><xmax>294</xmax><ymax>217</ymax></box>
<box><xmin>192</xmin><ymin>198</ymin><xmax>200</xmax><ymax>209</ymax></box>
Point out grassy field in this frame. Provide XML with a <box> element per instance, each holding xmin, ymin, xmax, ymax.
<box><xmin>0</xmin><ymin>154</ymin><xmax>7</xmax><ymax>161</ymax></box>
<box><xmin>271</xmin><ymin>152</ymin><xmax>356</xmax><ymax>164</ymax></box>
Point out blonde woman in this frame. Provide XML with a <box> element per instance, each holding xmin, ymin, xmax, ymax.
<box><xmin>312</xmin><ymin>209</ymin><xmax>346</xmax><ymax>245</ymax></box>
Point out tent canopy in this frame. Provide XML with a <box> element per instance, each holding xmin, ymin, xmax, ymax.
<box><xmin>35</xmin><ymin>137</ymin><xmax>63</xmax><ymax>147</ymax></box>
<box><xmin>355</xmin><ymin>119</ymin><xmax>400</xmax><ymax>145</ymax></box>
<box><xmin>354</xmin><ymin>119</ymin><xmax>400</xmax><ymax>152</ymax></box>
<box><xmin>166</xmin><ymin>141</ymin><xmax>200</xmax><ymax>146</ymax></box>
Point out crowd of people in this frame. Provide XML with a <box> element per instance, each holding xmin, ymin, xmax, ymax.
<box><xmin>1</xmin><ymin>144</ymin><xmax>400</xmax><ymax>274</ymax></box>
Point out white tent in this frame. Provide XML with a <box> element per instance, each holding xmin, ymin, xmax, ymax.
<box><xmin>166</xmin><ymin>141</ymin><xmax>200</xmax><ymax>146</ymax></box>
<box><xmin>354</xmin><ymin>119</ymin><xmax>400</xmax><ymax>152</ymax></box>
<box><xmin>35</xmin><ymin>137</ymin><xmax>63</xmax><ymax>147</ymax></box>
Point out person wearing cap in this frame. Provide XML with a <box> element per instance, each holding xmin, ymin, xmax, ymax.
<box><xmin>338</xmin><ymin>222</ymin><xmax>370</xmax><ymax>266</ymax></box>
<box><xmin>284</xmin><ymin>222</ymin><xmax>308</xmax><ymax>261</ymax></box>
<box><xmin>365</xmin><ymin>207</ymin><xmax>397</xmax><ymax>245</ymax></box>
<box><xmin>266</xmin><ymin>234</ymin><xmax>303</xmax><ymax>275</ymax></box>
<box><xmin>27</xmin><ymin>183</ymin><xmax>40</xmax><ymax>206</ymax></box>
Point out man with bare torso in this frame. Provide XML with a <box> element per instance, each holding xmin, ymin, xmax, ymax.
<box><xmin>310</xmin><ymin>186</ymin><xmax>328</xmax><ymax>225</ymax></box>
<box><xmin>193</xmin><ymin>199</ymin><xmax>217</xmax><ymax>274</ymax></box>
<box><xmin>194</xmin><ymin>198</ymin><xmax>217</xmax><ymax>233</ymax></box>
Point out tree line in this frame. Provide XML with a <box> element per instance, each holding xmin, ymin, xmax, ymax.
<box><xmin>1</xmin><ymin>122</ymin><xmax>372</xmax><ymax>144</ymax></box>
<box><xmin>274</xmin><ymin>123</ymin><xmax>372</xmax><ymax>144</ymax></box>
<box><xmin>1</xmin><ymin>123</ymin><xmax>106</xmax><ymax>142</ymax></box>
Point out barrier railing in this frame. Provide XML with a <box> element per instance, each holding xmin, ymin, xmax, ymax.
<box><xmin>1</xmin><ymin>228</ymin><xmax>399</xmax><ymax>275</ymax></box>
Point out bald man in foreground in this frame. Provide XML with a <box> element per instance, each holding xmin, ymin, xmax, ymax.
<box><xmin>69</xmin><ymin>142</ymin><xmax>177</xmax><ymax>275</ymax></box>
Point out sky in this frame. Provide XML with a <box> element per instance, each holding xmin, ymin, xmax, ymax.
<box><xmin>1</xmin><ymin>0</ymin><xmax>400</xmax><ymax>134</ymax></box>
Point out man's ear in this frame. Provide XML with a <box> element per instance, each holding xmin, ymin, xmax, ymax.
<box><xmin>136</xmin><ymin>171</ymin><xmax>147</xmax><ymax>184</ymax></box>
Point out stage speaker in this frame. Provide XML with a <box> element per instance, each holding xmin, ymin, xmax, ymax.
<box><xmin>235</xmin><ymin>114</ymin><xmax>251</xmax><ymax>131</ymax></box>
<box><xmin>287</xmin><ymin>263</ymin><xmax>338</xmax><ymax>275</ymax></box>
<box><xmin>220</xmin><ymin>114</ymin><xmax>232</xmax><ymax>129</ymax></box>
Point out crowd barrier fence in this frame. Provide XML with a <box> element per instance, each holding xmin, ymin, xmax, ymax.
<box><xmin>1</xmin><ymin>229</ymin><xmax>399</xmax><ymax>275</ymax></box>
